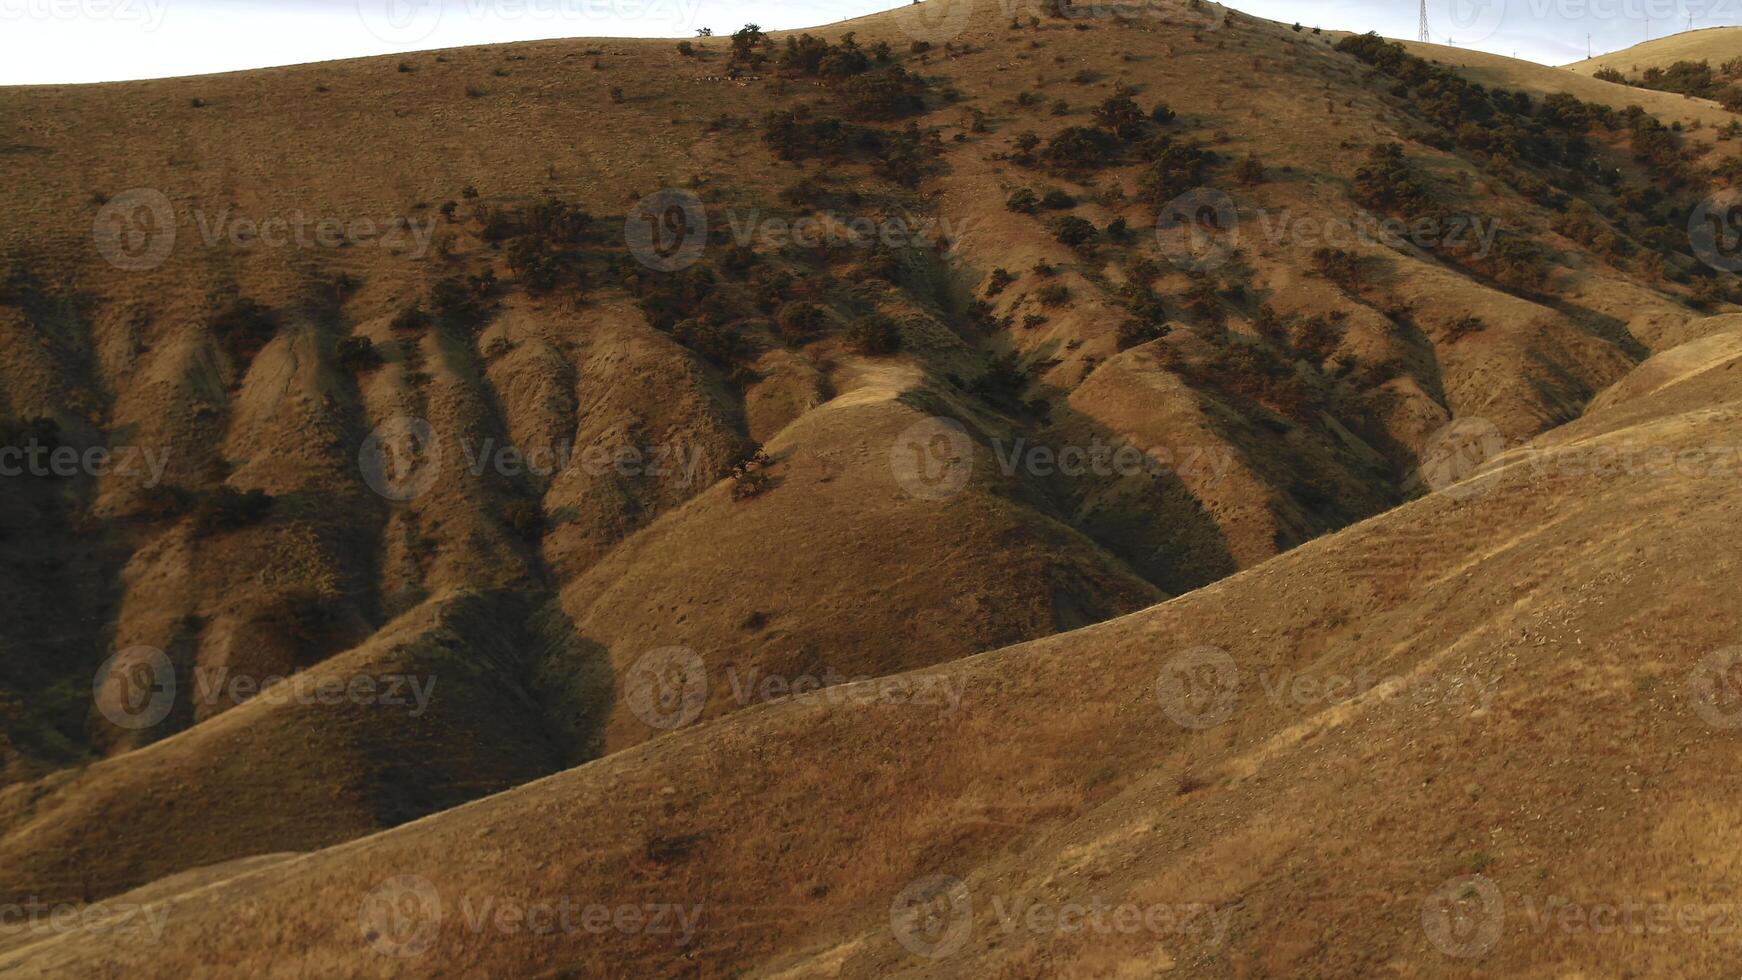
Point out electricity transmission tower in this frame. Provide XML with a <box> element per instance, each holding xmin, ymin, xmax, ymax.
<box><xmin>1419</xmin><ymin>0</ymin><xmax>1430</xmax><ymax>42</ymax></box>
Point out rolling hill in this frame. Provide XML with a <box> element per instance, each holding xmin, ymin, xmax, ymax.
<box><xmin>1566</xmin><ymin>26</ymin><xmax>1742</xmax><ymax>76</ymax></box>
<box><xmin>0</xmin><ymin>0</ymin><xmax>1739</xmax><ymax>974</ymax></box>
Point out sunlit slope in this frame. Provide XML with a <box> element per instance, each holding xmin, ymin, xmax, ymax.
<box><xmin>12</xmin><ymin>318</ymin><xmax>1742</xmax><ymax>977</ymax></box>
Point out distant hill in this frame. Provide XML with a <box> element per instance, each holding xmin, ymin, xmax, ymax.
<box><xmin>1</xmin><ymin>1</ymin><xmax>1740</xmax><ymax>973</ymax></box>
<box><xmin>1566</xmin><ymin>26</ymin><xmax>1742</xmax><ymax>75</ymax></box>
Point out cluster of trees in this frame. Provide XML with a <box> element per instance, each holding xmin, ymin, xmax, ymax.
<box><xmin>1336</xmin><ymin>33</ymin><xmax>1615</xmax><ymax>174</ymax></box>
<box><xmin>762</xmin><ymin>109</ymin><xmax>939</xmax><ymax>186</ymax></box>
<box><xmin>776</xmin><ymin>31</ymin><xmax>893</xmax><ymax>78</ymax></box>
<box><xmin>1594</xmin><ymin>58</ymin><xmax>1742</xmax><ymax>112</ymax></box>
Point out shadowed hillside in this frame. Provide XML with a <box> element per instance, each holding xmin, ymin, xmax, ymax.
<box><xmin>1</xmin><ymin>1</ymin><xmax>1740</xmax><ymax>972</ymax></box>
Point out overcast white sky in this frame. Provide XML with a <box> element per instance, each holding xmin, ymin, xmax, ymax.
<box><xmin>0</xmin><ymin>0</ymin><xmax>1735</xmax><ymax>85</ymax></box>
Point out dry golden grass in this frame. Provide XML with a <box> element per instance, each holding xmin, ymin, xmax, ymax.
<box><xmin>1565</xmin><ymin>26</ymin><xmax>1742</xmax><ymax>75</ymax></box>
<box><xmin>9</xmin><ymin>316</ymin><xmax>1742</xmax><ymax>977</ymax></box>
<box><xmin>1</xmin><ymin>4</ymin><xmax>1740</xmax><ymax>974</ymax></box>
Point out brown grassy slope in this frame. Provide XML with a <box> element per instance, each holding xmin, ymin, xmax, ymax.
<box><xmin>0</xmin><ymin>590</ymin><xmax>602</xmax><ymax>907</ymax></box>
<box><xmin>1565</xmin><ymin>26</ymin><xmax>1742</xmax><ymax>75</ymax></box>
<box><xmin>936</xmin><ymin>10</ymin><xmax>1717</xmax><ymax>569</ymax></box>
<box><xmin>0</xmin><ymin>3</ymin><xmax>1184</xmax><ymax>894</ymax></box>
<box><xmin>563</xmin><ymin>357</ymin><xmax>1164</xmax><ymax>753</ymax></box>
<box><xmin>0</xmin><ymin>0</ymin><xmax>1735</xmax><ymax>917</ymax></box>
<box><xmin>10</xmin><ymin>314</ymin><xmax>1741</xmax><ymax>978</ymax></box>
<box><xmin>1405</xmin><ymin>38</ymin><xmax>1738</xmax><ymax>159</ymax></box>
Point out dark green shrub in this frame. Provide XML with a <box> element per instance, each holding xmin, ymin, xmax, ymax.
<box><xmin>1053</xmin><ymin>215</ymin><xmax>1098</xmax><ymax>248</ymax></box>
<box><xmin>840</xmin><ymin>66</ymin><xmax>927</xmax><ymax>119</ymax></box>
<box><xmin>392</xmin><ymin>303</ymin><xmax>432</xmax><ymax>333</ymax></box>
<box><xmin>209</xmin><ymin>298</ymin><xmax>277</xmax><ymax>360</ymax></box>
<box><xmin>1040</xmin><ymin>188</ymin><xmax>1076</xmax><ymax>210</ymax></box>
<box><xmin>848</xmin><ymin>314</ymin><xmax>901</xmax><ymax>354</ymax></box>
<box><xmin>777</xmin><ymin>301</ymin><xmax>829</xmax><ymax>346</ymax></box>
<box><xmin>1043</xmin><ymin>126</ymin><xmax>1120</xmax><ymax>171</ymax></box>
<box><xmin>191</xmin><ymin>486</ymin><xmax>273</xmax><ymax>536</ymax></box>
<box><xmin>1117</xmin><ymin>319</ymin><xmax>1170</xmax><ymax>350</ymax></box>
<box><xmin>335</xmin><ymin>336</ymin><xmax>383</xmax><ymax>373</ymax></box>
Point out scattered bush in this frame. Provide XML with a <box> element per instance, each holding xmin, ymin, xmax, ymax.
<box><xmin>191</xmin><ymin>486</ymin><xmax>273</xmax><ymax>536</ymax></box>
<box><xmin>1053</xmin><ymin>215</ymin><xmax>1098</xmax><ymax>248</ymax></box>
<box><xmin>730</xmin><ymin>448</ymin><xmax>773</xmax><ymax>500</ymax></box>
<box><xmin>1442</xmin><ymin>314</ymin><xmax>1485</xmax><ymax>342</ymax></box>
<box><xmin>840</xmin><ymin>66</ymin><xmax>928</xmax><ymax>119</ymax></box>
<box><xmin>1233</xmin><ymin>152</ymin><xmax>1265</xmax><ymax>185</ymax></box>
<box><xmin>1007</xmin><ymin>187</ymin><xmax>1040</xmax><ymax>213</ymax></box>
<box><xmin>392</xmin><ymin>303</ymin><xmax>432</xmax><ymax>334</ymax></box>
<box><xmin>209</xmin><ymin>297</ymin><xmax>277</xmax><ymax>360</ymax></box>
<box><xmin>1311</xmin><ymin>247</ymin><xmax>1363</xmax><ymax>290</ymax></box>
<box><xmin>777</xmin><ymin>301</ymin><xmax>829</xmax><ymax>346</ymax></box>
<box><xmin>1137</xmin><ymin>137</ymin><xmax>1214</xmax><ymax>204</ymax></box>
<box><xmin>1092</xmin><ymin>94</ymin><xmax>1147</xmax><ymax>139</ymax></box>
<box><xmin>335</xmin><ymin>336</ymin><xmax>383</xmax><ymax>373</ymax></box>
<box><xmin>847</xmin><ymin>313</ymin><xmax>902</xmax><ymax>354</ymax></box>
<box><xmin>1043</xmin><ymin>126</ymin><xmax>1120</xmax><ymax>171</ymax></box>
<box><xmin>1117</xmin><ymin>318</ymin><xmax>1170</xmax><ymax>350</ymax></box>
